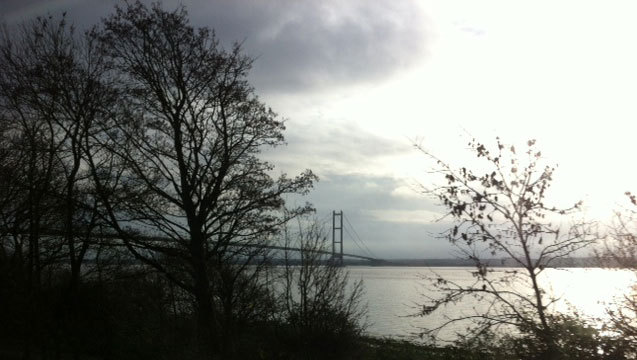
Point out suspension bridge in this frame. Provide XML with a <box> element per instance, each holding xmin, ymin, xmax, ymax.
<box><xmin>256</xmin><ymin>210</ymin><xmax>385</xmax><ymax>265</ymax></box>
<box><xmin>210</xmin><ymin>210</ymin><xmax>384</xmax><ymax>265</ymax></box>
<box><xmin>322</xmin><ymin>210</ymin><xmax>383</xmax><ymax>265</ymax></box>
<box><xmin>20</xmin><ymin>210</ymin><xmax>385</xmax><ymax>265</ymax></box>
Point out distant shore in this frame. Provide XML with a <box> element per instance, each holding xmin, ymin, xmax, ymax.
<box><xmin>339</xmin><ymin>256</ymin><xmax>606</xmax><ymax>267</ymax></box>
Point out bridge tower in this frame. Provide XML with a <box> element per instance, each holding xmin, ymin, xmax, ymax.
<box><xmin>332</xmin><ymin>210</ymin><xmax>343</xmax><ymax>266</ymax></box>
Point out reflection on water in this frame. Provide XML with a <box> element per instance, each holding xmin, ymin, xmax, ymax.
<box><xmin>347</xmin><ymin>267</ymin><xmax>637</xmax><ymax>341</ymax></box>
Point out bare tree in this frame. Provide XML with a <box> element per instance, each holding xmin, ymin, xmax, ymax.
<box><xmin>596</xmin><ymin>194</ymin><xmax>637</xmax><ymax>355</ymax></box>
<box><xmin>0</xmin><ymin>109</ymin><xmax>61</xmax><ymax>358</ymax></box>
<box><xmin>417</xmin><ymin>138</ymin><xmax>595</xmax><ymax>359</ymax></box>
<box><xmin>0</xmin><ymin>17</ymin><xmax>75</xmax><ymax>357</ymax></box>
<box><xmin>0</xmin><ymin>14</ymin><xmax>113</xmax><ymax>358</ymax></box>
<box><xmin>87</xmin><ymin>2</ymin><xmax>315</xmax><ymax>355</ymax></box>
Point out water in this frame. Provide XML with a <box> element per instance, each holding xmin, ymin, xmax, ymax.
<box><xmin>347</xmin><ymin>266</ymin><xmax>637</xmax><ymax>341</ymax></box>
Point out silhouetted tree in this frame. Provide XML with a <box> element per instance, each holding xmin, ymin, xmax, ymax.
<box><xmin>0</xmin><ymin>108</ymin><xmax>62</xmax><ymax>358</ymax></box>
<box><xmin>88</xmin><ymin>2</ymin><xmax>315</xmax><ymax>356</ymax></box>
<box><xmin>0</xmin><ymin>14</ymin><xmax>112</xmax><ymax>358</ymax></box>
<box><xmin>0</xmin><ymin>18</ymin><xmax>70</xmax><ymax>358</ymax></box>
<box><xmin>417</xmin><ymin>138</ymin><xmax>595</xmax><ymax>359</ymax></box>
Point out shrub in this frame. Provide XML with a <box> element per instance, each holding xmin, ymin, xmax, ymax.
<box><xmin>278</xmin><ymin>219</ymin><xmax>367</xmax><ymax>358</ymax></box>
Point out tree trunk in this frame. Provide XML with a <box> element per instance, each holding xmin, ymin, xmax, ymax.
<box><xmin>191</xmin><ymin>229</ymin><xmax>216</xmax><ymax>358</ymax></box>
<box><xmin>193</xmin><ymin>275</ymin><xmax>215</xmax><ymax>358</ymax></box>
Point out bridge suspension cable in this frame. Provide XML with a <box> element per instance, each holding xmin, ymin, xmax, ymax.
<box><xmin>342</xmin><ymin>213</ymin><xmax>377</xmax><ymax>259</ymax></box>
<box><xmin>342</xmin><ymin>226</ymin><xmax>369</xmax><ymax>259</ymax></box>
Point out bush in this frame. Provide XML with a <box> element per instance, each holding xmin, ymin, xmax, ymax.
<box><xmin>457</xmin><ymin>314</ymin><xmax>631</xmax><ymax>360</ymax></box>
<box><xmin>277</xmin><ymin>219</ymin><xmax>367</xmax><ymax>358</ymax></box>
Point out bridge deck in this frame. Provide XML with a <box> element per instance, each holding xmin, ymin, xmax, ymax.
<box><xmin>16</xmin><ymin>229</ymin><xmax>381</xmax><ymax>262</ymax></box>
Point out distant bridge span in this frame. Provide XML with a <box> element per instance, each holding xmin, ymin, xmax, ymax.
<box><xmin>27</xmin><ymin>225</ymin><xmax>384</xmax><ymax>264</ymax></box>
<box><xmin>254</xmin><ymin>243</ymin><xmax>379</xmax><ymax>262</ymax></box>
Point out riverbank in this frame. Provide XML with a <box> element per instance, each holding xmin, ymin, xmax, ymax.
<box><xmin>356</xmin><ymin>337</ymin><xmax>483</xmax><ymax>360</ymax></box>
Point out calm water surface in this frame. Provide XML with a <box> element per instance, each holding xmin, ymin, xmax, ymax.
<box><xmin>347</xmin><ymin>267</ymin><xmax>636</xmax><ymax>341</ymax></box>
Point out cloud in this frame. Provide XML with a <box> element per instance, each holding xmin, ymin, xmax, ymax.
<box><xmin>391</xmin><ymin>185</ymin><xmax>423</xmax><ymax>199</ymax></box>
<box><xmin>0</xmin><ymin>0</ymin><xmax>119</xmax><ymax>27</ymax></box>
<box><xmin>227</xmin><ymin>0</ymin><xmax>430</xmax><ymax>93</ymax></box>
<box><xmin>263</xmin><ymin>119</ymin><xmax>411</xmax><ymax>177</ymax></box>
<box><xmin>1</xmin><ymin>0</ymin><xmax>429</xmax><ymax>94</ymax></box>
<box><xmin>180</xmin><ymin>0</ymin><xmax>429</xmax><ymax>92</ymax></box>
<box><xmin>364</xmin><ymin>209</ymin><xmax>444</xmax><ymax>224</ymax></box>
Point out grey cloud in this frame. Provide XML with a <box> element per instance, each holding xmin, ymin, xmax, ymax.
<box><xmin>0</xmin><ymin>0</ymin><xmax>42</xmax><ymax>13</ymax></box>
<box><xmin>1</xmin><ymin>0</ymin><xmax>429</xmax><ymax>94</ymax></box>
<box><xmin>263</xmin><ymin>120</ymin><xmax>410</xmax><ymax>176</ymax></box>
<box><xmin>231</xmin><ymin>0</ymin><xmax>430</xmax><ymax>93</ymax></box>
<box><xmin>0</xmin><ymin>0</ymin><xmax>119</xmax><ymax>28</ymax></box>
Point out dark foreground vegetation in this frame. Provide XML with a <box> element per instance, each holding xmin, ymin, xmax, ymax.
<box><xmin>3</xmin><ymin>1</ymin><xmax>637</xmax><ymax>359</ymax></box>
<box><xmin>0</xmin><ymin>262</ymin><xmax>367</xmax><ymax>360</ymax></box>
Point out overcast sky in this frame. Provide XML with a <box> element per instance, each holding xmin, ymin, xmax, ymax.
<box><xmin>3</xmin><ymin>0</ymin><xmax>637</xmax><ymax>258</ymax></box>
